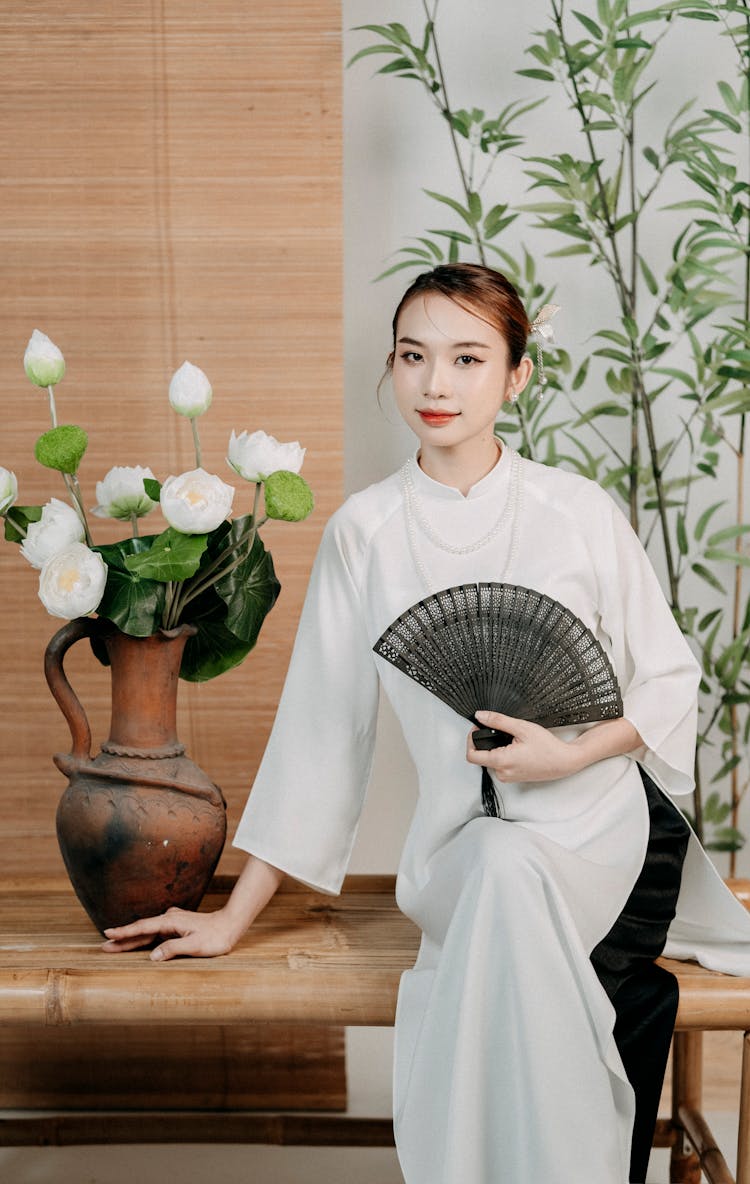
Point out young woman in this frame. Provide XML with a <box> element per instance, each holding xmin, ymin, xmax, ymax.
<box><xmin>103</xmin><ymin>265</ymin><xmax>750</xmax><ymax>1184</ymax></box>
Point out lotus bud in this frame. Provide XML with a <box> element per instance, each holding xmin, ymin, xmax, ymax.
<box><xmin>24</xmin><ymin>330</ymin><xmax>66</xmax><ymax>388</ymax></box>
<box><xmin>168</xmin><ymin>361</ymin><xmax>213</xmax><ymax>418</ymax></box>
<box><xmin>0</xmin><ymin>468</ymin><xmax>18</xmax><ymax>515</ymax></box>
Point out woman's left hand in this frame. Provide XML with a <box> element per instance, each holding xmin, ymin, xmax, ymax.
<box><xmin>465</xmin><ymin>710</ymin><xmax>583</xmax><ymax>783</ymax></box>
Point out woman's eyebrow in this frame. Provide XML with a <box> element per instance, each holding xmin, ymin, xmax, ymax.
<box><xmin>397</xmin><ymin>336</ymin><xmax>492</xmax><ymax>349</ymax></box>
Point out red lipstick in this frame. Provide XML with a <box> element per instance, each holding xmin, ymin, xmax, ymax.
<box><xmin>418</xmin><ymin>410</ymin><xmax>459</xmax><ymax>426</ymax></box>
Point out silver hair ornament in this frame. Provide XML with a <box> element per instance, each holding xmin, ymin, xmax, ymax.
<box><xmin>529</xmin><ymin>304</ymin><xmax>561</xmax><ymax>395</ymax></box>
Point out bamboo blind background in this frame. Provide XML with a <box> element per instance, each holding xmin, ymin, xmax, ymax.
<box><xmin>0</xmin><ymin>1</ymin><xmax>342</xmax><ymax>882</ymax></box>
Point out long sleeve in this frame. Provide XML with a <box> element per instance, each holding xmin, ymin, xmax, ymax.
<box><xmin>232</xmin><ymin>511</ymin><xmax>380</xmax><ymax>894</ymax></box>
<box><xmin>593</xmin><ymin>495</ymin><xmax>701</xmax><ymax>796</ymax></box>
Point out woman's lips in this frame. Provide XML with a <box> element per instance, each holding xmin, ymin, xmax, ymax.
<box><xmin>418</xmin><ymin>410</ymin><xmax>459</xmax><ymax>426</ymax></box>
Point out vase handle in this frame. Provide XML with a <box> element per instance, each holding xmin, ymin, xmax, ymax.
<box><xmin>44</xmin><ymin>617</ymin><xmax>102</xmax><ymax>766</ymax></box>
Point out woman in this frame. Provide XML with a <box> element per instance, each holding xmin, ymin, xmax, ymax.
<box><xmin>103</xmin><ymin>265</ymin><xmax>750</xmax><ymax>1183</ymax></box>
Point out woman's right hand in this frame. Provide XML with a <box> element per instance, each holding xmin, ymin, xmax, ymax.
<box><xmin>100</xmin><ymin>852</ymin><xmax>286</xmax><ymax>961</ymax></box>
<box><xmin>101</xmin><ymin>906</ymin><xmax>239</xmax><ymax>960</ymax></box>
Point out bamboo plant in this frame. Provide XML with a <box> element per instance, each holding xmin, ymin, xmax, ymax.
<box><xmin>350</xmin><ymin>0</ymin><xmax>750</xmax><ymax>864</ymax></box>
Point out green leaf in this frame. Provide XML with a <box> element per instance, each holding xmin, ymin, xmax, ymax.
<box><xmin>695</xmin><ymin>501</ymin><xmax>726</xmax><ymax>541</ymax></box>
<box><xmin>143</xmin><ymin>477</ymin><xmax>162</xmax><ymax>502</ymax></box>
<box><xmin>467</xmin><ymin>191</ymin><xmax>482</xmax><ymax>223</ymax></box>
<box><xmin>517</xmin><ymin>68</ymin><xmax>555</xmax><ymax>81</ymax></box>
<box><xmin>572</xmin><ymin>358</ymin><xmax>590</xmax><ymax>391</ymax></box>
<box><xmin>574</xmin><ymin>402</ymin><xmax>628</xmax><ymax>426</ymax></box>
<box><xmin>346</xmin><ymin>43</ymin><xmax>405</xmax><ymax>68</ymax></box>
<box><xmin>573</xmin><ymin>10</ymin><xmax>603</xmax><ymax>38</ymax></box>
<box><xmin>691</xmin><ymin>561</ymin><xmax>726</xmax><ymax>592</ymax></box>
<box><xmin>94</xmin><ymin>537</ymin><xmax>166</xmax><ymax>637</ymax></box>
<box><xmin>179</xmin><ymin>591</ymin><xmax>256</xmax><ymax>682</ymax></box>
<box><xmin>124</xmin><ymin>527</ymin><xmax>209</xmax><ymax>582</ymax></box>
<box><xmin>170</xmin><ymin>515</ymin><xmax>278</xmax><ymax>680</ymax></box>
<box><xmin>707</xmin><ymin>524</ymin><xmax>750</xmax><ymax>547</ymax></box>
<box><xmin>214</xmin><ymin>527</ymin><xmax>281</xmax><ymax>645</ymax></box>
<box><xmin>677</xmin><ymin>512</ymin><xmax>689</xmax><ymax>556</ymax></box>
<box><xmin>3</xmin><ymin>504</ymin><xmax>41</xmax><ymax>543</ymax></box>
<box><xmin>638</xmin><ymin>255</ymin><xmax>658</xmax><ymax>296</ymax></box>
<box><xmin>718</xmin><ymin>80</ymin><xmax>741</xmax><ymax>113</ymax></box>
<box><xmin>424</xmin><ymin>189</ymin><xmax>476</xmax><ymax>228</ymax></box>
<box><xmin>547</xmin><ymin>243</ymin><xmax>592</xmax><ymax>257</ymax></box>
<box><xmin>710</xmin><ymin>755</ymin><xmax>743</xmax><ymax>783</ymax></box>
<box><xmin>34</xmin><ymin>424</ymin><xmax>88</xmax><ymax>475</ymax></box>
<box><xmin>706</xmin><ymin>826</ymin><xmax>745</xmax><ymax>854</ymax></box>
<box><xmin>706</xmin><ymin>108</ymin><xmax>742</xmax><ymax>134</ymax></box>
<box><xmin>704</xmin><ymin>548</ymin><xmax>750</xmax><ymax>567</ymax></box>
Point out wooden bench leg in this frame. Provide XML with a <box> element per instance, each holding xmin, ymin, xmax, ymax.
<box><xmin>737</xmin><ymin>1031</ymin><xmax>750</xmax><ymax>1184</ymax></box>
<box><xmin>671</xmin><ymin>1031</ymin><xmax>704</xmax><ymax>1184</ymax></box>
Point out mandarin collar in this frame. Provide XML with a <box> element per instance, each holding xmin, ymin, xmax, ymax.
<box><xmin>407</xmin><ymin>439</ymin><xmax>513</xmax><ymax>501</ymax></box>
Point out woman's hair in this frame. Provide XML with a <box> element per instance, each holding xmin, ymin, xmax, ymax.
<box><xmin>388</xmin><ymin>263</ymin><xmax>531</xmax><ymax>368</ymax></box>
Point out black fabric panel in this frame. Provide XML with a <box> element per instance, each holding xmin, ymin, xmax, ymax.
<box><xmin>590</xmin><ymin>766</ymin><xmax>690</xmax><ymax>1183</ymax></box>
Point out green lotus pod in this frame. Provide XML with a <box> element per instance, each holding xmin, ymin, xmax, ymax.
<box><xmin>263</xmin><ymin>470</ymin><xmax>314</xmax><ymax>522</ymax></box>
<box><xmin>34</xmin><ymin>424</ymin><xmax>88</xmax><ymax>474</ymax></box>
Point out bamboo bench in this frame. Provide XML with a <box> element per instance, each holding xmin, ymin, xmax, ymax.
<box><xmin>0</xmin><ymin>873</ymin><xmax>749</xmax><ymax>1183</ymax></box>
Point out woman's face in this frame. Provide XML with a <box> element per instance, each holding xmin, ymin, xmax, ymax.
<box><xmin>390</xmin><ymin>293</ymin><xmax>530</xmax><ymax>456</ymax></box>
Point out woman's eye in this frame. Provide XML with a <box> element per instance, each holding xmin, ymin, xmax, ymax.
<box><xmin>456</xmin><ymin>354</ymin><xmax>480</xmax><ymax>366</ymax></box>
<box><xmin>399</xmin><ymin>350</ymin><xmax>423</xmax><ymax>363</ymax></box>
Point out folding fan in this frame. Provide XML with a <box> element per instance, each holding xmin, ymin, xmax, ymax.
<box><xmin>373</xmin><ymin>583</ymin><xmax>623</xmax><ymax>817</ymax></box>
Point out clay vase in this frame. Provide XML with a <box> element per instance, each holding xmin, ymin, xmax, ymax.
<box><xmin>45</xmin><ymin>617</ymin><xmax>227</xmax><ymax>933</ymax></box>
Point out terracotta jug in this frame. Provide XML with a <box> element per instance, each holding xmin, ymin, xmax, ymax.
<box><xmin>45</xmin><ymin>617</ymin><xmax>227</xmax><ymax>933</ymax></box>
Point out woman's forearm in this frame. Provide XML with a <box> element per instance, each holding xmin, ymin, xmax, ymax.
<box><xmin>567</xmin><ymin>717</ymin><xmax>644</xmax><ymax>773</ymax></box>
<box><xmin>220</xmin><ymin>853</ymin><xmax>286</xmax><ymax>945</ymax></box>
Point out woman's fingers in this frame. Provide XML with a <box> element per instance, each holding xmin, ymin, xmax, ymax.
<box><xmin>474</xmin><ymin>709</ymin><xmax>523</xmax><ymax>732</ymax></box>
<box><xmin>101</xmin><ymin>908</ymin><xmax>233</xmax><ymax>960</ymax></box>
<box><xmin>101</xmin><ymin>933</ymin><xmax>157</xmax><ymax>953</ymax></box>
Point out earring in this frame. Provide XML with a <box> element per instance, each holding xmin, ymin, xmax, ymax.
<box><xmin>509</xmin><ymin>389</ymin><xmax>518</xmax><ymax>404</ymax></box>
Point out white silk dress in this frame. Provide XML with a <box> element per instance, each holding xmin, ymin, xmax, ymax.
<box><xmin>233</xmin><ymin>441</ymin><xmax>750</xmax><ymax>1184</ymax></box>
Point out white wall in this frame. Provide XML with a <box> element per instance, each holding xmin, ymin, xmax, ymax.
<box><xmin>343</xmin><ymin>0</ymin><xmax>748</xmax><ymax>876</ymax></box>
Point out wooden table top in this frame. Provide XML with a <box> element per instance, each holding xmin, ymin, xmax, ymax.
<box><xmin>2</xmin><ymin>874</ymin><xmax>749</xmax><ymax>1030</ymax></box>
<box><xmin>0</xmin><ymin>874</ymin><xmax>419</xmax><ymax>1028</ymax></box>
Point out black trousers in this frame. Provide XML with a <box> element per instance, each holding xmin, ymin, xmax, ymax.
<box><xmin>590</xmin><ymin>767</ymin><xmax>691</xmax><ymax>1184</ymax></box>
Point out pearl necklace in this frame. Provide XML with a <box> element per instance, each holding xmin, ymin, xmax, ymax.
<box><xmin>401</xmin><ymin>446</ymin><xmax>523</xmax><ymax>593</ymax></box>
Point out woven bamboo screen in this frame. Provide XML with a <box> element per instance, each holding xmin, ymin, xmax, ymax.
<box><xmin>0</xmin><ymin>2</ymin><xmax>342</xmax><ymax>880</ymax></box>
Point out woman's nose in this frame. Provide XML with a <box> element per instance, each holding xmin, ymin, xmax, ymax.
<box><xmin>423</xmin><ymin>361</ymin><xmax>449</xmax><ymax>399</ymax></box>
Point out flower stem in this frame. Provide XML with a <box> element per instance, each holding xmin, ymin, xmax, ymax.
<box><xmin>170</xmin><ymin>516</ymin><xmax>268</xmax><ymax>620</ymax></box>
<box><xmin>64</xmin><ymin>474</ymin><xmax>93</xmax><ymax>546</ymax></box>
<box><xmin>163</xmin><ymin>581</ymin><xmax>177</xmax><ymax>629</ymax></box>
<box><xmin>47</xmin><ymin>385</ymin><xmax>58</xmax><ymax>428</ymax></box>
<box><xmin>2</xmin><ymin>509</ymin><xmax>27</xmax><ymax>538</ymax></box>
<box><xmin>131</xmin><ymin>511</ymin><xmax>140</xmax><ymax>539</ymax></box>
<box><xmin>191</xmin><ymin>418</ymin><xmax>202</xmax><ymax>469</ymax></box>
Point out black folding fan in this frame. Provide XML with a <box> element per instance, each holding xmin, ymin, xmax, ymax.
<box><xmin>373</xmin><ymin>583</ymin><xmax>623</xmax><ymax>817</ymax></box>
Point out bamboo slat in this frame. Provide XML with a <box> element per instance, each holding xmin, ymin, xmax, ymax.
<box><xmin>0</xmin><ymin>1022</ymin><xmax>345</xmax><ymax>1110</ymax></box>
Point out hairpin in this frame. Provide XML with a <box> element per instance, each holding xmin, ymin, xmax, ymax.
<box><xmin>529</xmin><ymin>304</ymin><xmax>561</xmax><ymax>392</ymax></box>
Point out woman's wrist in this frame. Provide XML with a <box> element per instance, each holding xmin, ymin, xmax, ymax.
<box><xmin>567</xmin><ymin>717</ymin><xmax>644</xmax><ymax>773</ymax></box>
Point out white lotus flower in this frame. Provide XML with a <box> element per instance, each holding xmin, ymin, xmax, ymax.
<box><xmin>160</xmin><ymin>468</ymin><xmax>235</xmax><ymax>534</ymax></box>
<box><xmin>20</xmin><ymin>497</ymin><xmax>85</xmax><ymax>569</ymax></box>
<box><xmin>0</xmin><ymin>468</ymin><xmax>18</xmax><ymax>515</ymax></box>
<box><xmin>168</xmin><ymin>361</ymin><xmax>213</xmax><ymax>418</ymax></box>
<box><xmin>92</xmin><ymin>465</ymin><xmax>158</xmax><ymax>521</ymax></box>
<box><xmin>227</xmin><ymin>429</ymin><xmax>305</xmax><ymax>483</ymax></box>
<box><xmin>24</xmin><ymin>330</ymin><xmax>66</xmax><ymax>387</ymax></box>
<box><xmin>38</xmin><ymin>542</ymin><xmax>107</xmax><ymax>619</ymax></box>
